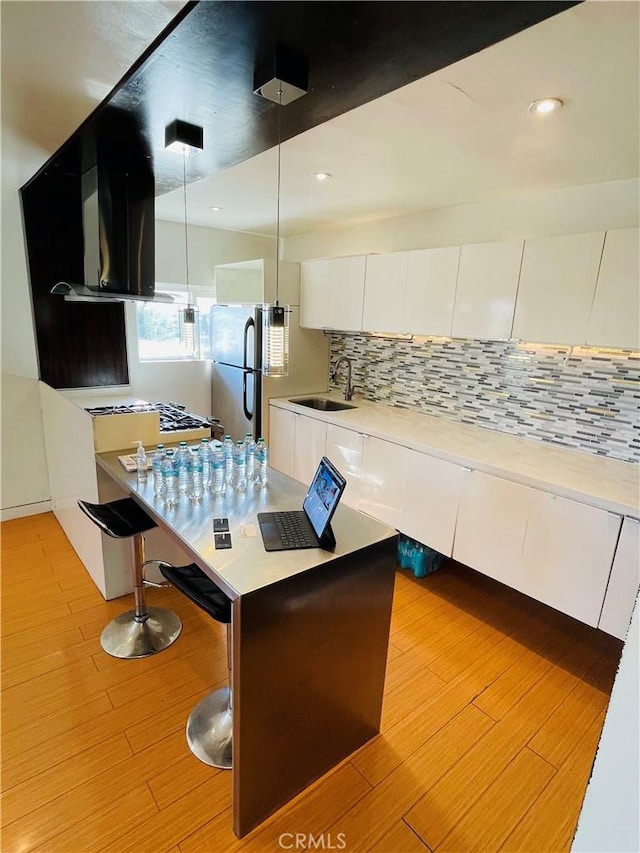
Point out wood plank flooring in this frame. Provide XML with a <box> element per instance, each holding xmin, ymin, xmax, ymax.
<box><xmin>1</xmin><ymin>512</ymin><xmax>622</xmax><ymax>852</ymax></box>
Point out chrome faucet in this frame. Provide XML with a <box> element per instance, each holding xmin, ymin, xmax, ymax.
<box><xmin>332</xmin><ymin>356</ymin><xmax>355</xmax><ymax>401</ymax></box>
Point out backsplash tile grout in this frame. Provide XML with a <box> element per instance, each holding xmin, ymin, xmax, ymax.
<box><xmin>329</xmin><ymin>335</ymin><xmax>640</xmax><ymax>464</ymax></box>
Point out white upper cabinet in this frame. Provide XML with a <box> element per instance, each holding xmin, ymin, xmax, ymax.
<box><xmin>587</xmin><ymin>227</ymin><xmax>640</xmax><ymax>350</ymax></box>
<box><xmin>512</xmin><ymin>231</ymin><xmax>605</xmax><ymax>344</ymax></box>
<box><xmin>300</xmin><ymin>256</ymin><xmax>366</xmax><ymax>331</ymax></box>
<box><xmin>451</xmin><ymin>240</ymin><xmax>523</xmax><ymax>340</ymax></box>
<box><xmin>362</xmin><ymin>252</ymin><xmax>408</xmax><ymax>333</ymax></box>
<box><xmin>404</xmin><ymin>246</ymin><xmax>460</xmax><ymax>337</ymax></box>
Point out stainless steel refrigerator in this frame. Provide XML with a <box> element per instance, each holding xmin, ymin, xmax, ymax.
<box><xmin>210</xmin><ymin>303</ymin><xmax>330</xmax><ymax>444</ymax></box>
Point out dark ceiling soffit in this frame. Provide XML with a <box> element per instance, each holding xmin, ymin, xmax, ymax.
<box><xmin>21</xmin><ymin>0</ymin><xmax>582</xmax><ymax>197</ymax></box>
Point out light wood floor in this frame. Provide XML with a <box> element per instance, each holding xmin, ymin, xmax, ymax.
<box><xmin>1</xmin><ymin>512</ymin><xmax>622</xmax><ymax>853</ymax></box>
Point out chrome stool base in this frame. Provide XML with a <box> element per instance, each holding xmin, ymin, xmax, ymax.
<box><xmin>100</xmin><ymin>606</ymin><xmax>182</xmax><ymax>659</ymax></box>
<box><xmin>186</xmin><ymin>686</ymin><xmax>232</xmax><ymax>769</ymax></box>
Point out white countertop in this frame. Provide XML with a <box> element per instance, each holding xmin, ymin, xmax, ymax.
<box><xmin>270</xmin><ymin>394</ymin><xmax>640</xmax><ymax>518</ymax></box>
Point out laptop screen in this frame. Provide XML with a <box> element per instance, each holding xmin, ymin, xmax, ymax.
<box><xmin>302</xmin><ymin>457</ymin><xmax>347</xmax><ymax>540</ymax></box>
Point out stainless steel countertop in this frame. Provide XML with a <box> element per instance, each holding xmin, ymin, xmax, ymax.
<box><xmin>96</xmin><ymin>449</ymin><xmax>397</xmax><ymax>600</ymax></box>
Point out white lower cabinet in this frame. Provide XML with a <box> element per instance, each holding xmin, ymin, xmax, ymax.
<box><xmin>293</xmin><ymin>415</ymin><xmax>327</xmax><ymax>485</ymax></box>
<box><xmin>453</xmin><ymin>469</ymin><xmax>622</xmax><ymax>628</ymax></box>
<box><xmin>359</xmin><ymin>435</ymin><xmax>407</xmax><ymax>528</ymax></box>
<box><xmin>519</xmin><ymin>491</ymin><xmax>621</xmax><ymax>627</ymax></box>
<box><xmin>269</xmin><ymin>406</ymin><xmax>296</xmax><ymax>478</ymax></box>
<box><xmin>400</xmin><ymin>449</ymin><xmax>464</xmax><ymax>557</ymax></box>
<box><xmin>598</xmin><ymin>516</ymin><xmax>640</xmax><ymax>640</ymax></box>
<box><xmin>453</xmin><ymin>470</ymin><xmax>530</xmax><ymax>586</ymax></box>
<box><xmin>325</xmin><ymin>424</ymin><xmax>363</xmax><ymax>510</ymax></box>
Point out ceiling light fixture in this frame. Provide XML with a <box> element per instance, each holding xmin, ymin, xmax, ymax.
<box><xmin>528</xmin><ymin>97</ymin><xmax>564</xmax><ymax>115</ymax></box>
<box><xmin>210</xmin><ymin>205</ymin><xmax>223</xmax><ymax>212</ymax></box>
<box><xmin>254</xmin><ymin>48</ymin><xmax>308</xmax><ymax>377</ymax></box>
<box><xmin>312</xmin><ymin>172</ymin><xmax>332</xmax><ymax>182</ymax></box>
<box><xmin>164</xmin><ymin>119</ymin><xmax>204</xmax><ymax>155</ymax></box>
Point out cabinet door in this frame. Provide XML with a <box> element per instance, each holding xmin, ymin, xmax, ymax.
<box><xmin>300</xmin><ymin>260</ymin><xmax>331</xmax><ymax>329</ymax></box>
<box><xmin>359</xmin><ymin>435</ymin><xmax>407</xmax><ymax>527</ymax></box>
<box><xmin>512</xmin><ymin>231</ymin><xmax>605</xmax><ymax>344</ymax></box>
<box><xmin>330</xmin><ymin>256</ymin><xmax>367</xmax><ymax>332</ymax></box>
<box><xmin>362</xmin><ymin>252</ymin><xmax>408</xmax><ymax>332</ymax></box>
<box><xmin>453</xmin><ymin>470</ymin><xmax>530</xmax><ymax>586</ymax></box>
<box><xmin>451</xmin><ymin>240</ymin><xmax>523</xmax><ymax>340</ymax></box>
<box><xmin>268</xmin><ymin>406</ymin><xmax>296</xmax><ymax>477</ymax></box>
<box><xmin>293</xmin><ymin>415</ymin><xmax>327</xmax><ymax>485</ymax></box>
<box><xmin>587</xmin><ymin>227</ymin><xmax>640</xmax><ymax>350</ymax></box>
<box><xmin>404</xmin><ymin>246</ymin><xmax>460</xmax><ymax>336</ymax></box>
<box><xmin>325</xmin><ymin>424</ymin><xmax>363</xmax><ymax>510</ymax></box>
<box><xmin>400</xmin><ymin>449</ymin><xmax>464</xmax><ymax>556</ymax></box>
<box><xmin>599</xmin><ymin>516</ymin><xmax>640</xmax><ymax>640</ymax></box>
<box><xmin>519</xmin><ymin>491</ymin><xmax>621</xmax><ymax>627</ymax></box>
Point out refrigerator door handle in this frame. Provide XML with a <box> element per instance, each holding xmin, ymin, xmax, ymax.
<box><xmin>242</xmin><ymin>369</ymin><xmax>253</xmax><ymax>421</ymax></box>
<box><xmin>243</xmin><ymin>317</ymin><xmax>255</xmax><ymax>371</ymax></box>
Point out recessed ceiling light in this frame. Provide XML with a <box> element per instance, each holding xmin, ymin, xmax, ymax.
<box><xmin>528</xmin><ymin>97</ymin><xmax>564</xmax><ymax>115</ymax></box>
<box><xmin>312</xmin><ymin>172</ymin><xmax>332</xmax><ymax>182</ymax></box>
<box><xmin>209</xmin><ymin>205</ymin><xmax>223</xmax><ymax>212</ymax></box>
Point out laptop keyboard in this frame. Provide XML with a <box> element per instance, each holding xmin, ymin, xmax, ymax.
<box><xmin>272</xmin><ymin>512</ymin><xmax>318</xmax><ymax>548</ymax></box>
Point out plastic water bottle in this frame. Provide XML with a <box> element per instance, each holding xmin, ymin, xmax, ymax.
<box><xmin>133</xmin><ymin>441</ymin><xmax>148</xmax><ymax>483</ymax></box>
<box><xmin>177</xmin><ymin>441</ymin><xmax>190</xmax><ymax>493</ymax></box>
<box><xmin>163</xmin><ymin>449</ymin><xmax>179</xmax><ymax>507</ymax></box>
<box><xmin>223</xmin><ymin>435</ymin><xmax>234</xmax><ymax>486</ymax></box>
<box><xmin>244</xmin><ymin>433</ymin><xmax>256</xmax><ymax>483</ymax></box>
<box><xmin>152</xmin><ymin>444</ymin><xmax>166</xmax><ymax>496</ymax></box>
<box><xmin>255</xmin><ymin>438</ymin><xmax>268</xmax><ymax>487</ymax></box>
<box><xmin>200</xmin><ymin>438</ymin><xmax>211</xmax><ymax>489</ymax></box>
<box><xmin>210</xmin><ymin>441</ymin><xmax>225</xmax><ymax>495</ymax></box>
<box><xmin>189</xmin><ymin>445</ymin><xmax>204</xmax><ymax>501</ymax></box>
<box><xmin>233</xmin><ymin>440</ymin><xmax>247</xmax><ymax>491</ymax></box>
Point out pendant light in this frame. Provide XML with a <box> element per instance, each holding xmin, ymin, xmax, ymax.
<box><xmin>165</xmin><ymin>120</ymin><xmax>203</xmax><ymax>352</ymax></box>
<box><xmin>254</xmin><ymin>47</ymin><xmax>307</xmax><ymax>377</ymax></box>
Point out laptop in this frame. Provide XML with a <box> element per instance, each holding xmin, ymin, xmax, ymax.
<box><xmin>258</xmin><ymin>457</ymin><xmax>347</xmax><ymax>552</ymax></box>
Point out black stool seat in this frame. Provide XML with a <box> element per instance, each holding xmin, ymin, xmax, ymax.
<box><xmin>77</xmin><ymin>497</ymin><xmax>180</xmax><ymax>659</ymax></box>
<box><xmin>78</xmin><ymin>498</ymin><xmax>157</xmax><ymax>539</ymax></box>
<box><xmin>158</xmin><ymin>563</ymin><xmax>231</xmax><ymax>624</ymax></box>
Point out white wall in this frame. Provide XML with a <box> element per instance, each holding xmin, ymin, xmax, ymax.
<box><xmin>572</xmin><ymin>596</ymin><xmax>640</xmax><ymax>852</ymax></box>
<box><xmin>283</xmin><ymin>178</ymin><xmax>640</xmax><ymax>261</ymax></box>
<box><xmin>155</xmin><ymin>219</ymin><xmax>275</xmax><ymax>286</ymax></box>
<box><xmin>1</xmin><ymin>186</ymin><xmax>51</xmax><ymax>518</ymax></box>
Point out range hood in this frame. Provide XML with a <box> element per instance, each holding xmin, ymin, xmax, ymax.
<box><xmin>52</xmin><ymin>161</ymin><xmax>173</xmax><ymax>304</ymax></box>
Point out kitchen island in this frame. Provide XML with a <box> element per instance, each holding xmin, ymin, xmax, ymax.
<box><xmin>95</xmin><ymin>448</ymin><xmax>397</xmax><ymax>838</ymax></box>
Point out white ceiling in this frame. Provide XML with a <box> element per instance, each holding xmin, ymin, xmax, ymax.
<box><xmin>2</xmin><ymin>1</ymin><xmax>638</xmax><ymax>239</ymax></box>
<box><xmin>156</xmin><ymin>0</ymin><xmax>640</xmax><ymax>237</ymax></box>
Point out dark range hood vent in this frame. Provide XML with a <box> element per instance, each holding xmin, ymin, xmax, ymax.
<box><xmin>52</xmin><ymin>160</ymin><xmax>173</xmax><ymax>303</ymax></box>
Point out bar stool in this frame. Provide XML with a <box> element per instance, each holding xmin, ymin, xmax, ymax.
<box><xmin>149</xmin><ymin>561</ymin><xmax>232</xmax><ymax>769</ymax></box>
<box><xmin>78</xmin><ymin>498</ymin><xmax>182</xmax><ymax>659</ymax></box>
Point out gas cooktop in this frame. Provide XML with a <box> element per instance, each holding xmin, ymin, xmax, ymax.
<box><xmin>85</xmin><ymin>401</ymin><xmax>221</xmax><ymax>435</ymax></box>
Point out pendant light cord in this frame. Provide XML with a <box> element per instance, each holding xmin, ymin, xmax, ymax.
<box><xmin>182</xmin><ymin>150</ymin><xmax>191</xmax><ymax>302</ymax></box>
<box><xmin>275</xmin><ymin>85</ymin><xmax>282</xmax><ymax>306</ymax></box>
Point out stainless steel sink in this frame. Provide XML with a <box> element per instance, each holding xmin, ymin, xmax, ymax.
<box><xmin>291</xmin><ymin>397</ymin><xmax>357</xmax><ymax>412</ymax></box>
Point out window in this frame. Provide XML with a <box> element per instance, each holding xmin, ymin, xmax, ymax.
<box><xmin>136</xmin><ymin>286</ymin><xmax>217</xmax><ymax>361</ymax></box>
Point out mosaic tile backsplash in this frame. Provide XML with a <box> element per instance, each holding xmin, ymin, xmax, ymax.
<box><xmin>329</xmin><ymin>335</ymin><xmax>640</xmax><ymax>464</ymax></box>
